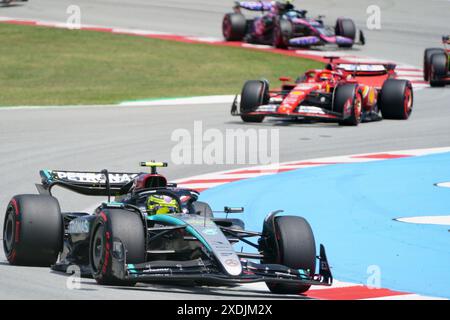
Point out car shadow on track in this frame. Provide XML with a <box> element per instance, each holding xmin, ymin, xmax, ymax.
<box><xmin>106</xmin><ymin>283</ymin><xmax>312</xmax><ymax>300</ymax></box>
<box><xmin>59</xmin><ymin>273</ymin><xmax>312</xmax><ymax>299</ymax></box>
<box><xmin>49</xmin><ymin>270</ymin><xmax>310</xmax><ymax>299</ymax></box>
<box><xmin>1</xmin><ymin>259</ymin><xmax>311</xmax><ymax>299</ymax></box>
<box><xmin>0</xmin><ymin>4</ymin><xmax>25</xmax><ymax>8</ymax></box>
<box><xmin>225</xmin><ymin>119</ymin><xmax>342</xmax><ymax>128</ymax></box>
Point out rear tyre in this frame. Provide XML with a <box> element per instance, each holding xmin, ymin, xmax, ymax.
<box><xmin>335</xmin><ymin>18</ymin><xmax>356</xmax><ymax>48</ymax></box>
<box><xmin>273</xmin><ymin>19</ymin><xmax>293</xmax><ymax>49</ymax></box>
<box><xmin>379</xmin><ymin>79</ymin><xmax>413</xmax><ymax>119</ymax></box>
<box><xmin>423</xmin><ymin>48</ymin><xmax>445</xmax><ymax>81</ymax></box>
<box><xmin>262</xmin><ymin>216</ymin><xmax>316</xmax><ymax>294</ymax></box>
<box><xmin>3</xmin><ymin>195</ymin><xmax>63</xmax><ymax>267</ymax></box>
<box><xmin>222</xmin><ymin>13</ymin><xmax>247</xmax><ymax>41</ymax></box>
<box><xmin>240</xmin><ymin>80</ymin><xmax>269</xmax><ymax>123</ymax></box>
<box><xmin>429</xmin><ymin>53</ymin><xmax>448</xmax><ymax>87</ymax></box>
<box><xmin>333</xmin><ymin>84</ymin><xmax>362</xmax><ymax>126</ymax></box>
<box><xmin>90</xmin><ymin>208</ymin><xmax>146</xmax><ymax>286</ymax></box>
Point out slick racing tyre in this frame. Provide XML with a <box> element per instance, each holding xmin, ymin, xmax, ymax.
<box><xmin>192</xmin><ymin>201</ymin><xmax>214</xmax><ymax>218</ymax></box>
<box><xmin>222</xmin><ymin>13</ymin><xmax>247</xmax><ymax>41</ymax></box>
<box><xmin>3</xmin><ymin>195</ymin><xmax>63</xmax><ymax>267</ymax></box>
<box><xmin>90</xmin><ymin>208</ymin><xmax>145</xmax><ymax>286</ymax></box>
<box><xmin>429</xmin><ymin>53</ymin><xmax>448</xmax><ymax>87</ymax></box>
<box><xmin>261</xmin><ymin>216</ymin><xmax>316</xmax><ymax>294</ymax></box>
<box><xmin>273</xmin><ymin>18</ymin><xmax>293</xmax><ymax>49</ymax></box>
<box><xmin>335</xmin><ymin>18</ymin><xmax>356</xmax><ymax>48</ymax></box>
<box><xmin>379</xmin><ymin>79</ymin><xmax>413</xmax><ymax>119</ymax></box>
<box><xmin>240</xmin><ymin>80</ymin><xmax>269</xmax><ymax>123</ymax></box>
<box><xmin>423</xmin><ymin>48</ymin><xmax>445</xmax><ymax>81</ymax></box>
<box><xmin>333</xmin><ymin>83</ymin><xmax>362</xmax><ymax>126</ymax></box>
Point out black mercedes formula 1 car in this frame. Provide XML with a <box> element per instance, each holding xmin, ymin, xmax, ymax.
<box><xmin>223</xmin><ymin>1</ymin><xmax>365</xmax><ymax>49</ymax></box>
<box><xmin>3</xmin><ymin>162</ymin><xmax>332</xmax><ymax>294</ymax></box>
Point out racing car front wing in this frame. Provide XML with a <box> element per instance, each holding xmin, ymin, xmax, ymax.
<box><xmin>108</xmin><ymin>239</ymin><xmax>333</xmax><ymax>287</ymax></box>
<box><xmin>231</xmin><ymin>95</ymin><xmax>343</xmax><ymax>120</ymax></box>
<box><xmin>231</xmin><ymin>95</ymin><xmax>382</xmax><ymax>123</ymax></box>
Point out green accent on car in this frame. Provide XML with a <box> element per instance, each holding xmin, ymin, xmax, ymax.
<box><xmin>42</xmin><ymin>169</ymin><xmax>52</xmax><ymax>182</ymax></box>
<box><xmin>147</xmin><ymin>214</ymin><xmax>212</xmax><ymax>251</ymax></box>
<box><xmin>103</xmin><ymin>201</ymin><xmax>125</xmax><ymax>207</ymax></box>
<box><xmin>127</xmin><ymin>264</ymin><xmax>137</xmax><ymax>274</ymax></box>
<box><xmin>297</xmin><ymin>268</ymin><xmax>312</xmax><ymax>279</ymax></box>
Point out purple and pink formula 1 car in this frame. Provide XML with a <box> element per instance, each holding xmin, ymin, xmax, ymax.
<box><xmin>223</xmin><ymin>1</ymin><xmax>365</xmax><ymax>49</ymax></box>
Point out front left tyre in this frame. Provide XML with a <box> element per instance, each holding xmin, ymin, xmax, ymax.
<box><xmin>3</xmin><ymin>195</ymin><xmax>63</xmax><ymax>266</ymax></box>
<box><xmin>89</xmin><ymin>208</ymin><xmax>146</xmax><ymax>286</ymax></box>
<box><xmin>335</xmin><ymin>18</ymin><xmax>356</xmax><ymax>48</ymax></box>
<box><xmin>222</xmin><ymin>13</ymin><xmax>247</xmax><ymax>41</ymax></box>
<box><xmin>333</xmin><ymin>83</ymin><xmax>362</xmax><ymax>126</ymax></box>
<box><xmin>272</xmin><ymin>18</ymin><xmax>293</xmax><ymax>49</ymax></box>
<box><xmin>239</xmin><ymin>80</ymin><xmax>269</xmax><ymax>123</ymax></box>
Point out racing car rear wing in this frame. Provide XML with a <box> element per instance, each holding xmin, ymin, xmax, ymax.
<box><xmin>323</xmin><ymin>56</ymin><xmax>396</xmax><ymax>76</ymax></box>
<box><xmin>37</xmin><ymin>161</ymin><xmax>176</xmax><ymax>196</ymax></box>
<box><xmin>234</xmin><ymin>1</ymin><xmax>308</xmax><ymax>17</ymax></box>
<box><xmin>38</xmin><ymin>169</ymin><xmax>140</xmax><ymax>196</ymax></box>
<box><xmin>335</xmin><ymin>62</ymin><xmax>396</xmax><ymax>76</ymax></box>
<box><xmin>234</xmin><ymin>1</ymin><xmax>273</xmax><ymax>12</ymax></box>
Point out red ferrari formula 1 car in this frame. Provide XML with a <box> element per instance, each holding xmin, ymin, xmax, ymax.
<box><xmin>423</xmin><ymin>35</ymin><xmax>450</xmax><ymax>87</ymax></box>
<box><xmin>231</xmin><ymin>58</ymin><xmax>413</xmax><ymax>125</ymax></box>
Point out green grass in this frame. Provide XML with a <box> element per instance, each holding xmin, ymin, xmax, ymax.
<box><xmin>0</xmin><ymin>23</ymin><xmax>322</xmax><ymax>106</ymax></box>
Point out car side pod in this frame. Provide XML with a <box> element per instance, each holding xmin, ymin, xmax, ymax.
<box><xmin>335</xmin><ymin>36</ymin><xmax>354</xmax><ymax>46</ymax></box>
<box><xmin>289</xmin><ymin>36</ymin><xmax>321</xmax><ymax>46</ymax></box>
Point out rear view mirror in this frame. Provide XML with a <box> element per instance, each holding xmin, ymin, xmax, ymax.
<box><xmin>385</xmin><ymin>64</ymin><xmax>396</xmax><ymax>71</ymax></box>
<box><xmin>279</xmin><ymin>76</ymin><xmax>292</xmax><ymax>82</ymax></box>
<box><xmin>224</xmin><ymin>207</ymin><xmax>244</xmax><ymax>214</ymax></box>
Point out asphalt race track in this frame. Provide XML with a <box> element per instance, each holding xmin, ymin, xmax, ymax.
<box><xmin>0</xmin><ymin>0</ymin><xmax>449</xmax><ymax>299</ymax></box>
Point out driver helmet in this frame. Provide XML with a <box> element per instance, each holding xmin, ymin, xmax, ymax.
<box><xmin>319</xmin><ymin>72</ymin><xmax>332</xmax><ymax>81</ymax></box>
<box><xmin>147</xmin><ymin>194</ymin><xmax>180</xmax><ymax>215</ymax></box>
<box><xmin>274</xmin><ymin>1</ymin><xmax>294</xmax><ymax>13</ymax></box>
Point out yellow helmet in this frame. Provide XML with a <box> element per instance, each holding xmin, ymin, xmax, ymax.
<box><xmin>146</xmin><ymin>194</ymin><xmax>180</xmax><ymax>215</ymax></box>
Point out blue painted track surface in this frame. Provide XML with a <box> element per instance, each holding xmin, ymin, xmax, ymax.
<box><xmin>200</xmin><ymin>152</ymin><xmax>450</xmax><ymax>298</ymax></box>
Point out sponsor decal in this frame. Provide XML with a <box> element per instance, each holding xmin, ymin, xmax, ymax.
<box><xmin>256</xmin><ymin>104</ymin><xmax>278</xmax><ymax>112</ymax></box>
<box><xmin>298</xmin><ymin>106</ymin><xmax>326</xmax><ymax>114</ymax></box>
<box><xmin>202</xmin><ymin>227</ymin><xmax>218</xmax><ymax>236</ymax></box>
<box><xmin>338</xmin><ymin>64</ymin><xmax>386</xmax><ymax>72</ymax></box>
<box><xmin>67</xmin><ymin>219</ymin><xmax>90</xmax><ymax>234</ymax></box>
<box><xmin>295</xmin><ymin>83</ymin><xmax>316</xmax><ymax>90</ymax></box>
<box><xmin>54</xmin><ymin>171</ymin><xmax>138</xmax><ymax>184</ymax></box>
<box><xmin>188</xmin><ymin>219</ymin><xmax>215</xmax><ymax>227</ymax></box>
<box><xmin>224</xmin><ymin>259</ymin><xmax>240</xmax><ymax>267</ymax></box>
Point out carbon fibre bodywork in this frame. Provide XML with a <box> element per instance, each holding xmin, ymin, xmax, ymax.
<box><xmin>232</xmin><ymin>60</ymin><xmax>413</xmax><ymax>124</ymax></box>
<box><xmin>223</xmin><ymin>1</ymin><xmax>364</xmax><ymax>48</ymax></box>
<box><xmin>31</xmin><ymin>165</ymin><xmax>332</xmax><ymax>290</ymax></box>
